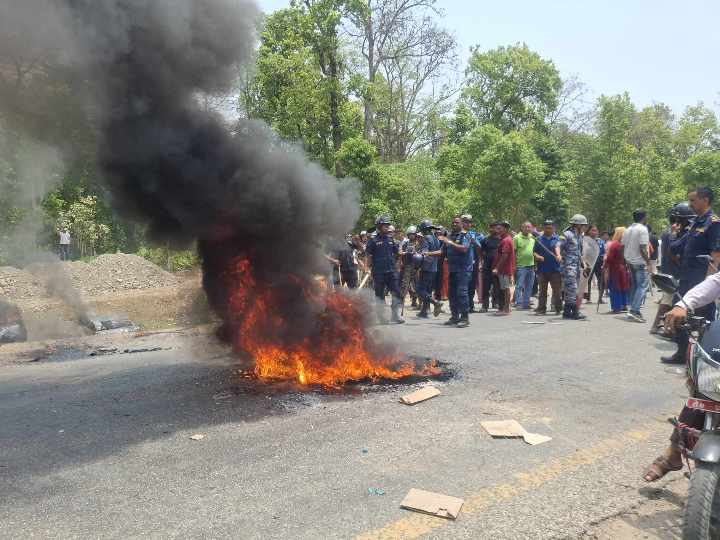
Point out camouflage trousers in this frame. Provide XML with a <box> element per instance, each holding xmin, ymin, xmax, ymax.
<box><xmin>561</xmin><ymin>262</ymin><xmax>581</xmax><ymax>304</ymax></box>
<box><xmin>400</xmin><ymin>265</ymin><xmax>418</xmax><ymax>302</ymax></box>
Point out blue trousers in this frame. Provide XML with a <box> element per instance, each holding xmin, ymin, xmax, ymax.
<box><xmin>448</xmin><ymin>271</ymin><xmax>470</xmax><ymax>318</ymax></box>
<box><xmin>373</xmin><ymin>271</ymin><xmax>402</xmax><ymax>305</ymax></box>
<box><xmin>628</xmin><ymin>264</ymin><xmax>648</xmax><ymax>315</ymax></box>
<box><xmin>515</xmin><ymin>266</ymin><xmax>535</xmax><ymax>308</ymax></box>
<box><xmin>416</xmin><ymin>270</ymin><xmax>436</xmax><ymax>303</ymax></box>
<box><xmin>468</xmin><ymin>264</ymin><xmax>479</xmax><ymax>308</ymax></box>
<box><xmin>607</xmin><ymin>278</ymin><xmax>628</xmax><ymax>312</ymax></box>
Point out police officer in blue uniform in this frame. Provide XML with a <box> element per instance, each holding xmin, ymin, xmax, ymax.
<box><xmin>441</xmin><ymin>216</ymin><xmax>473</xmax><ymax>328</ymax></box>
<box><xmin>416</xmin><ymin>219</ymin><xmax>444</xmax><ymax>318</ymax></box>
<box><xmin>663</xmin><ymin>187</ymin><xmax>720</xmax><ymax>363</ymax></box>
<box><xmin>365</xmin><ymin>215</ymin><xmax>405</xmax><ymax>324</ymax></box>
<box><xmin>461</xmin><ymin>214</ymin><xmax>484</xmax><ymax>313</ymax></box>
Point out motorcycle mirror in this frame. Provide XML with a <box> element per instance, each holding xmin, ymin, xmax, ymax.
<box><xmin>652</xmin><ymin>273</ymin><xmax>679</xmax><ymax>295</ymax></box>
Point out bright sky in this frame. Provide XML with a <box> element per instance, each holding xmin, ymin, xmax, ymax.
<box><xmin>254</xmin><ymin>0</ymin><xmax>720</xmax><ymax>115</ymax></box>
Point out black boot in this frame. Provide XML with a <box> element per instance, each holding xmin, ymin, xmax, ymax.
<box><xmin>573</xmin><ymin>305</ymin><xmax>587</xmax><ymax>320</ymax></box>
<box><xmin>457</xmin><ymin>314</ymin><xmax>470</xmax><ymax>328</ymax></box>
<box><xmin>661</xmin><ymin>351</ymin><xmax>685</xmax><ymax>364</ymax></box>
<box><xmin>562</xmin><ymin>302</ymin><xmax>574</xmax><ymax>319</ymax></box>
<box><xmin>417</xmin><ymin>300</ymin><xmax>429</xmax><ymax>318</ymax></box>
<box><xmin>444</xmin><ymin>315</ymin><xmax>459</xmax><ymax>326</ymax></box>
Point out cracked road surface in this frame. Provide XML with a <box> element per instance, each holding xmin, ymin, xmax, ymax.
<box><xmin>0</xmin><ymin>302</ymin><xmax>690</xmax><ymax>539</ymax></box>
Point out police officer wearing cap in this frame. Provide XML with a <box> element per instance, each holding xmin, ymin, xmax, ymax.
<box><xmin>440</xmin><ymin>216</ymin><xmax>473</xmax><ymax>327</ymax></box>
<box><xmin>415</xmin><ymin>219</ymin><xmax>444</xmax><ymax>318</ymax></box>
<box><xmin>662</xmin><ymin>187</ymin><xmax>720</xmax><ymax>363</ymax></box>
<box><xmin>461</xmin><ymin>214</ymin><xmax>484</xmax><ymax>313</ymax></box>
<box><xmin>365</xmin><ymin>215</ymin><xmax>405</xmax><ymax>324</ymax></box>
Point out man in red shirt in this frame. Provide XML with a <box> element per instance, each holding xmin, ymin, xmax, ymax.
<box><xmin>492</xmin><ymin>221</ymin><xmax>516</xmax><ymax>316</ymax></box>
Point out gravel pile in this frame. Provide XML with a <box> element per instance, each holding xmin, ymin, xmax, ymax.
<box><xmin>66</xmin><ymin>254</ymin><xmax>179</xmax><ymax>296</ymax></box>
<box><xmin>0</xmin><ymin>267</ymin><xmax>47</xmax><ymax>300</ymax></box>
<box><xmin>0</xmin><ymin>253</ymin><xmax>179</xmax><ymax>301</ymax></box>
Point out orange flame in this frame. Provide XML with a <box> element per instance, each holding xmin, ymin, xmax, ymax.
<box><xmin>225</xmin><ymin>256</ymin><xmax>437</xmax><ymax>387</ymax></box>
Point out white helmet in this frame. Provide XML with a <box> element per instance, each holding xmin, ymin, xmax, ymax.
<box><xmin>569</xmin><ymin>214</ymin><xmax>588</xmax><ymax>225</ymax></box>
<box><xmin>406</xmin><ymin>225</ymin><xmax>417</xmax><ymax>235</ymax></box>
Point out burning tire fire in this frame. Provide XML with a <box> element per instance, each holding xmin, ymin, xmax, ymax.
<box><xmin>208</xmin><ymin>254</ymin><xmax>441</xmax><ymax>387</ymax></box>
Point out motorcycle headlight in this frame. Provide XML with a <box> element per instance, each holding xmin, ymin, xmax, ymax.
<box><xmin>694</xmin><ymin>345</ymin><xmax>720</xmax><ymax>401</ymax></box>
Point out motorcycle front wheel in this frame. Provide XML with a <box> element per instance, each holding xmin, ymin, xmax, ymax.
<box><xmin>685</xmin><ymin>462</ymin><xmax>720</xmax><ymax>539</ymax></box>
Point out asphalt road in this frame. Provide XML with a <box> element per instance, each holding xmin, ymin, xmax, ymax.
<box><xmin>0</xmin><ymin>298</ymin><xmax>690</xmax><ymax>539</ymax></box>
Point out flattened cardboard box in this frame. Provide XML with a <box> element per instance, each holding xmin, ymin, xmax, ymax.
<box><xmin>400</xmin><ymin>488</ymin><xmax>464</xmax><ymax>519</ymax></box>
<box><xmin>400</xmin><ymin>386</ymin><xmax>440</xmax><ymax>405</ymax></box>
<box><xmin>480</xmin><ymin>419</ymin><xmax>525</xmax><ymax>438</ymax></box>
<box><xmin>480</xmin><ymin>419</ymin><xmax>553</xmax><ymax>446</ymax></box>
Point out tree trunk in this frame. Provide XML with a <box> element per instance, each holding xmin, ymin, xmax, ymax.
<box><xmin>328</xmin><ymin>49</ymin><xmax>343</xmax><ymax>178</ymax></box>
<box><xmin>363</xmin><ymin>27</ymin><xmax>375</xmax><ymax>141</ymax></box>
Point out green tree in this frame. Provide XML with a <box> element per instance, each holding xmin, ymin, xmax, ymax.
<box><xmin>561</xmin><ymin>94</ymin><xmax>684</xmax><ymax>229</ymax></box>
<box><xmin>436</xmin><ymin>125</ymin><xmax>546</xmax><ymax>223</ymax></box>
<box><xmin>682</xmin><ymin>151</ymin><xmax>720</xmax><ymax>191</ymax></box>
<box><xmin>675</xmin><ymin>104</ymin><xmax>720</xmax><ymax>161</ymax></box>
<box><xmin>245</xmin><ymin>2</ymin><xmax>360</xmax><ymax>175</ymax></box>
<box><xmin>462</xmin><ymin>43</ymin><xmax>562</xmax><ymax>132</ymax></box>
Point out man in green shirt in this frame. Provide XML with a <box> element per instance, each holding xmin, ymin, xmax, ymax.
<box><xmin>513</xmin><ymin>222</ymin><xmax>536</xmax><ymax>309</ymax></box>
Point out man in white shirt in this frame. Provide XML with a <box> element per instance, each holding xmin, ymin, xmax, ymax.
<box><xmin>621</xmin><ymin>210</ymin><xmax>650</xmax><ymax>322</ymax></box>
<box><xmin>58</xmin><ymin>228</ymin><xmax>71</xmax><ymax>261</ymax></box>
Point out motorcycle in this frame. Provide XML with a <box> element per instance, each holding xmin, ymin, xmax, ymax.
<box><xmin>652</xmin><ymin>272</ymin><xmax>720</xmax><ymax>539</ymax></box>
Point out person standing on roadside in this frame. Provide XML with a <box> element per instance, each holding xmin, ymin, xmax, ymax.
<box><xmin>648</xmin><ymin>225</ymin><xmax>659</xmax><ymax>275</ymax></box>
<box><xmin>415</xmin><ymin>219</ymin><xmax>444</xmax><ymax>319</ymax></box>
<box><xmin>461</xmin><ymin>214</ymin><xmax>483</xmax><ymax>313</ymax></box>
<box><xmin>492</xmin><ymin>221</ymin><xmax>515</xmax><ymax>316</ymax></box>
<box><xmin>533</xmin><ymin>219</ymin><xmax>562</xmax><ymax>316</ymax></box>
<box><xmin>661</xmin><ymin>187</ymin><xmax>720</xmax><ymax>363</ymax></box>
<box><xmin>586</xmin><ymin>226</ymin><xmax>606</xmax><ymax>304</ymax></box>
<box><xmin>578</xmin><ymin>225</ymin><xmax>600</xmax><ymax>305</ymax></box>
<box><xmin>399</xmin><ymin>226</ymin><xmax>422</xmax><ymax>308</ymax></box>
<box><xmin>604</xmin><ymin>227</ymin><xmax>630</xmax><ymax>314</ymax></box>
<box><xmin>643</xmin><ymin>191</ymin><xmax>720</xmax><ymax>480</ymax></box>
<box><xmin>650</xmin><ymin>203</ymin><xmax>695</xmax><ymax>335</ymax></box>
<box><xmin>621</xmin><ymin>210</ymin><xmax>650</xmax><ymax>323</ymax></box>
<box><xmin>365</xmin><ymin>215</ymin><xmax>405</xmax><ymax>324</ymax></box>
<box><xmin>58</xmin><ymin>227</ymin><xmax>71</xmax><ymax>261</ymax></box>
<box><xmin>560</xmin><ymin>214</ymin><xmax>588</xmax><ymax>320</ymax></box>
<box><xmin>440</xmin><ymin>216</ymin><xmax>473</xmax><ymax>327</ymax></box>
<box><xmin>513</xmin><ymin>221</ymin><xmax>536</xmax><ymax>310</ymax></box>
<box><xmin>328</xmin><ymin>235</ymin><xmax>361</xmax><ymax>289</ymax></box>
<box><xmin>480</xmin><ymin>222</ymin><xmax>501</xmax><ymax>312</ymax></box>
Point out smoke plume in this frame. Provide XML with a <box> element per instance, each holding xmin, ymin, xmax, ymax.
<box><xmin>1</xmin><ymin>1</ymin><xmax>362</xmax><ymax>353</ymax></box>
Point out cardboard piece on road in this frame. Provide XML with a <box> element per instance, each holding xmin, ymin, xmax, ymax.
<box><xmin>480</xmin><ymin>419</ymin><xmax>526</xmax><ymax>438</ymax></box>
<box><xmin>481</xmin><ymin>420</ymin><xmax>552</xmax><ymax>446</ymax></box>
<box><xmin>400</xmin><ymin>386</ymin><xmax>440</xmax><ymax>405</ymax></box>
<box><xmin>189</xmin><ymin>434</ymin><xmax>206</xmax><ymax>441</ymax></box>
<box><xmin>522</xmin><ymin>321</ymin><xmax>545</xmax><ymax>325</ymax></box>
<box><xmin>522</xmin><ymin>432</ymin><xmax>552</xmax><ymax>446</ymax></box>
<box><xmin>400</xmin><ymin>488</ymin><xmax>464</xmax><ymax>520</ymax></box>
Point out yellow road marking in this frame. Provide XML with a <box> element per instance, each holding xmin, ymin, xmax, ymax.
<box><xmin>355</xmin><ymin>429</ymin><xmax>652</xmax><ymax>540</ymax></box>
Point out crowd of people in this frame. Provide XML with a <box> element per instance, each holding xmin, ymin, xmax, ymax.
<box><xmin>329</xmin><ymin>208</ymin><xmax>668</xmax><ymax>328</ymax></box>
<box><xmin>329</xmin><ymin>185</ymin><xmax>720</xmax><ymax>489</ymax></box>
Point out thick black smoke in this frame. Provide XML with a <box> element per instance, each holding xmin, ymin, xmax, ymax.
<box><xmin>1</xmin><ymin>1</ymin><xmax>361</xmax><ymax>347</ymax></box>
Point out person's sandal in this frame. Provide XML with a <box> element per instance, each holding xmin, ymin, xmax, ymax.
<box><xmin>643</xmin><ymin>454</ymin><xmax>683</xmax><ymax>482</ymax></box>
